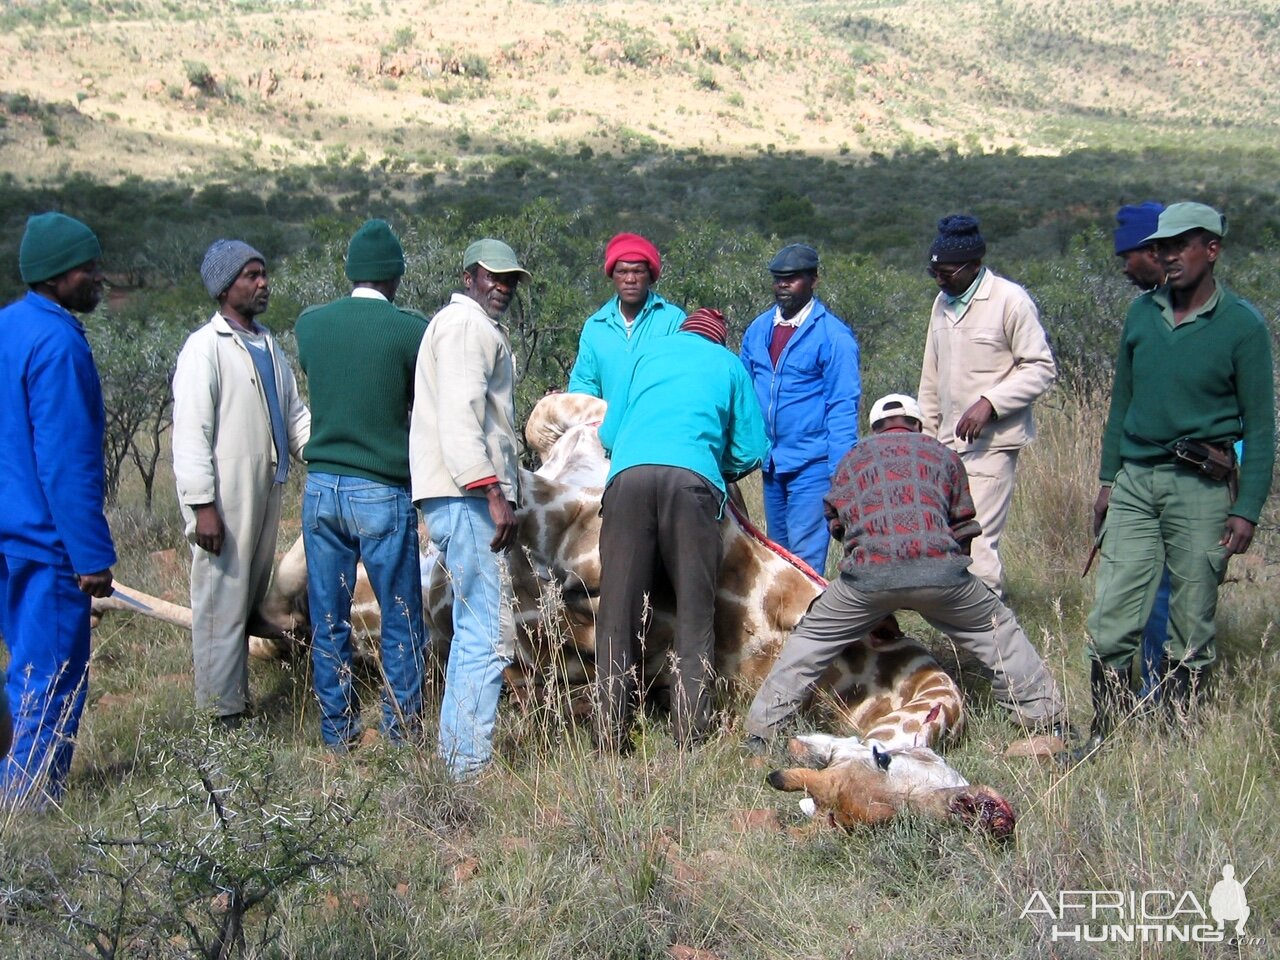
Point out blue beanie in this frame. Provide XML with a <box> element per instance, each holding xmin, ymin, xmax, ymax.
<box><xmin>929</xmin><ymin>214</ymin><xmax>986</xmax><ymax>264</ymax></box>
<box><xmin>1114</xmin><ymin>202</ymin><xmax>1164</xmax><ymax>255</ymax></box>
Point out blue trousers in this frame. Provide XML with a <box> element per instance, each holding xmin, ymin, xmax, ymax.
<box><xmin>0</xmin><ymin>553</ymin><xmax>91</xmax><ymax>807</ymax></box>
<box><xmin>420</xmin><ymin>496</ymin><xmax>513</xmax><ymax>779</ymax></box>
<box><xmin>762</xmin><ymin>463</ymin><xmax>832</xmax><ymax>575</ymax></box>
<box><xmin>303</xmin><ymin>473</ymin><xmax>427</xmax><ymax>748</ymax></box>
<box><xmin>1138</xmin><ymin>567</ymin><xmax>1172</xmax><ymax>697</ymax></box>
<box><xmin>0</xmin><ymin>682</ymin><xmax>11</xmax><ymax>762</ymax></box>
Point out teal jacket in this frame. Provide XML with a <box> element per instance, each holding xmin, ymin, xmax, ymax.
<box><xmin>599</xmin><ymin>332</ymin><xmax>769</xmax><ymax>507</ymax></box>
<box><xmin>567</xmin><ymin>291</ymin><xmax>686</xmax><ymax>406</ymax></box>
<box><xmin>1100</xmin><ymin>282</ymin><xmax>1274</xmax><ymax>523</ymax></box>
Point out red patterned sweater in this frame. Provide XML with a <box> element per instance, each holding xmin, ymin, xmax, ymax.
<box><xmin>824</xmin><ymin>428</ymin><xmax>982</xmax><ymax>589</ymax></box>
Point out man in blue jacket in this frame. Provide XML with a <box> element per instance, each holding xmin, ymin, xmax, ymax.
<box><xmin>596</xmin><ymin>308</ymin><xmax>769</xmax><ymax>748</ymax></box>
<box><xmin>740</xmin><ymin>244</ymin><xmax>861</xmax><ymax>574</ymax></box>
<box><xmin>567</xmin><ymin>232</ymin><xmax>686</xmax><ymax>406</ymax></box>
<box><xmin>1111</xmin><ymin>202</ymin><xmax>1171</xmax><ymax>699</ymax></box>
<box><xmin>0</xmin><ymin>213</ymin><xmax>116</xmax><ymax>807</ymax></box>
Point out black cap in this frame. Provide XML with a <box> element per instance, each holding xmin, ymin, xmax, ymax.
<box><xmin>768</xmin><ymin>243</ymin><xmax>820</xmax><ymax>275</ymax></box>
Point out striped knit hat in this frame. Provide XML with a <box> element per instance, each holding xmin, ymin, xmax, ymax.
<box><xmin>681</xmin><ymin>307</ymin><xmax>727</xmax><ymax>345</ymax></box>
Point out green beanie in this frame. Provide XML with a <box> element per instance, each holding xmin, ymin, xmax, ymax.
<box><xmin>19</xmin><ymin>212</ymin><xmax>102</xmax><ymax>284</ymax></box>
<box><xmin>345</xmin><ymin>219</ymin><xmax>405</xmax><ymax>282</ymax></box>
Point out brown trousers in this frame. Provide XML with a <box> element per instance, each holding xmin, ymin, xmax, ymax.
<box><xmin>595</xmin><ymin>465</ymin><xmax>722</xmax><ymax>745</ymax></box>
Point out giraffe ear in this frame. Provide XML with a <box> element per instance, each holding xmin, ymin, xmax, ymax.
<box><xmin>872</xmin><ymin>744</ymin><xmax>891</xmax><ymax>771</ymax></box>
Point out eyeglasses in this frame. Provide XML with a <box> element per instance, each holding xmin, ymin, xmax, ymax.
<box><xmin>926</xmin><ymin>261</ymin><xmax>975</xmax><ymax>281</ymax></box>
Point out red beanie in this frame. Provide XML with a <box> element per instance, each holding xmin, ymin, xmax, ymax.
<box><xmin>681</xmin><ymin>307</ymin><xmax>727</xmax><ymax>346</ymax></box>
<box><xmin>604</xmin><ymin>232</ymin><xmax>662</xmax><ymax>280</ymax></box>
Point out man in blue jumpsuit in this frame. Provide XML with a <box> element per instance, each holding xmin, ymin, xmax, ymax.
<box><xmin>0</xmin><ymin>212</ymin><xmax>116</xmax><ymax>807</ymax></box>
<box><xmin>740</xmin><ymin>244</ymin><xmax>861</xmax><ymax>575</ymax></box>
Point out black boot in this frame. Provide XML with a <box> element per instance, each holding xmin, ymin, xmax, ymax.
<box><xmin>1163</xmin><ymin>663</ymin><xmax>1209</xmax><ymax>727</ymax></box>
<box><xmin>1072</xmin><ymin>659</ymin><xmax>1134</xmax><ymax>761</ymax></box>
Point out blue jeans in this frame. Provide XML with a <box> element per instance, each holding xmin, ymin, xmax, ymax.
<box><xmin>1</xmin><ymin>553</ymin><xmax>91</xmax><ymax>807</ymax></box>
<box><xmin>303</xmin><ymin>473</ymin><xmax>426</xmax><ymax>747</ymax></box>
<box><xmin>420</xmin><ymin>496</ymin><xmax>513</xmax><ymax>779</ymax></box>
<box><xmin>762</xmin><ymin>462</ymin><xmax>832</xmax><ymax>576</ymax></box>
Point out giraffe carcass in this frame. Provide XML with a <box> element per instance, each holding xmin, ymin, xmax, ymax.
<box><xmin>98</xmin><ymin>393</ymin><xmax>964</xmax><ymax>749</ymax></box>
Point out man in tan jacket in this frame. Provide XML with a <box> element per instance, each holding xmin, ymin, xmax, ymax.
<box><xmin>410</xmin><ymin>238</ymin><xmax>529</xmax><ymax>780</ymax></box>
<box><xmin>173</xmin><ymin>240</ymin><xmax>310</xmax><ymax>725</ymax></box>
<box><xmin>917</xmin><ymin>215</ymin><xmax>1056</xmax><ymax>598</ymax></box>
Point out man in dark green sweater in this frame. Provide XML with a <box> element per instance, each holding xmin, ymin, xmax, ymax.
<box><xmin>296</xmin><ymin>219</ymin><xmax>429</xmax><ymax>751</ymax></box>
<box><xmin>1085</xmin><ymin>202</ymin><xmax>1274</xmax><ymax>744</ymax></box>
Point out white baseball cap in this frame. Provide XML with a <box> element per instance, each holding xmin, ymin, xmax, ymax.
<box><xmin>869</xmin><ymin>393</ymin><xmax>923</xmax><ymax>428</ymax></box>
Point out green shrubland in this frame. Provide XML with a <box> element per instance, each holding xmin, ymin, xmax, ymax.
<box><xmin>0</xmin><ymin>165</ymin><xmax>1275</xmax><ymax>953</ymax></box>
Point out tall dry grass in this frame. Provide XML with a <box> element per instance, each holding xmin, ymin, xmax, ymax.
<box><xmin>2</xmin><ymin>385</ymin><xmax>1277</xmax><ymax>959</ymax></box>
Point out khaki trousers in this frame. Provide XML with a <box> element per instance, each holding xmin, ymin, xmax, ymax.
<box><xmin>189</xmin><ymin>483</ymin><xmax>283</xmax><ymax>716</ymax></box>
<box><xmin>1087</xmin><ymin>463</ymin><xmax>1231</xmax><ymax>672</ymax></box>
<box><xmin>746</xmin><ymin>572</ymin><xmax>1064</xmax><ymax>737</ymax></box>
<box><xmin>960</xmin><ymin>447</ymin><xmax>1019</xmax><ymax>597</ymax></box>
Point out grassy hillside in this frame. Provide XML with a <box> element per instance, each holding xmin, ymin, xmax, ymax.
<box><xmin>1</xmin><ymin>2</ymin><xmax>1279</xmax><ymax>958</ymax></box>
<box><xmin>2</xmin><ymin>0</ymin><xmax>1279</xmax><ymax>183</ymax></box>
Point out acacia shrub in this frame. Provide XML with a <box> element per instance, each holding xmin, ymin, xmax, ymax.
<box><xmin>88</xmin><ymin>292</ymin><xmax>197</xmax><ymax>510</ymax></box>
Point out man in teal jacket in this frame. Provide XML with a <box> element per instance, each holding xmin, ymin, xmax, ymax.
<box><xmin>596</xmin><ymin>308</ymin><xmax>768</xmax><ymax>748</ymax></box>
<box><xmin>567</xmin><ymin>232</ymin><xmax>685</xmax><ymax>406</ymax></box>
<box><xmin>1085</xmin><ymin>202</ymin><xmax>1274</xmax><ymax>746</ymax></box>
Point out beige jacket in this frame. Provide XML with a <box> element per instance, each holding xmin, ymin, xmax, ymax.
<box><xmin>917</xmin><ymin>269</ymin><xmax>1056</xmax><ymax>452</ymax></box>
<box><xmin>410</xmin><ymin>293</ymin><xmax>519</xmax><ymax>503</ymax></box>
<box><xmin>172</xmin><ymin>313</ymin><xmax>310</xmax><ymax>525</ymax></box>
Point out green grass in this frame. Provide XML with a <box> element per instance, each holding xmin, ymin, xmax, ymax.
<box><xmin>3</xmin><ymin>394</ymin><xmax>1277</xmax><ymax>958</ymax></box>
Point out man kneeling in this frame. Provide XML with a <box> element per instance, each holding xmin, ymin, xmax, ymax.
<box><xmin>746</xmin><ymin>393</ymin><xmax>1064</xmax><ymax>747</ymax></box>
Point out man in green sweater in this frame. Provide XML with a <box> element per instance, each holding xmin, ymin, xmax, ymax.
<box><xmin>1085</xmin><ymin>202</ymin><xmax>1274</xmax><ymax>744</ymax></box>
<box><xmin>296</xmin><ymin>220</ymin><xmax>429</xmax><ymax>751</ymax></box>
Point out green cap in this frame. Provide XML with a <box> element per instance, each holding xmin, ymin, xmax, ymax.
<box><xmin>345</xmin><ymin>219</ymin><xmax>405</xmax><ymax>282</ymax></box>
<box><xmin>463</xmin><ymin>238</ymin><xmax>531</xmax><ymax>282</ymax></box>
<box><xmin>1142</xmin><ymin>202</ymin><xmax>1227</xmax><ymax>242</ymax></box>
<box><xmin>19</xmin><ymin>212</ymin><xmax>102</xmax><ymax>284</ymax></box>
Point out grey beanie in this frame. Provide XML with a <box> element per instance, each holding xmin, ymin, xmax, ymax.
<box><xmin>200</xmin><ymin>239</ymin><xmax>265</xmax><ymax>298</ymax></box>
